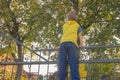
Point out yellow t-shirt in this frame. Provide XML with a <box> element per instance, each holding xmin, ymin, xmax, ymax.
<box><xmin>60</xmin><ymin>21</ymin><xmax>79</xmax><ymax>46</ymax></box>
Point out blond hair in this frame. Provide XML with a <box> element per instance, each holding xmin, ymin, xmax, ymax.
<box><xmin>66</xmin><ymin>9</ymin><xmax>78</xmax><ymax>21</ymax></box>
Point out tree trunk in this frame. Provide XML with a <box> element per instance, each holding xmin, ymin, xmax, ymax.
<box><xmin>71</xmin><ymin>0</ymin><xmax>78</xmax><ymax>11</ymax></box>
<box><xmin>15</xmin><ymin>43</ymin><xmax>23</xmax><ymax>80</ymax></box>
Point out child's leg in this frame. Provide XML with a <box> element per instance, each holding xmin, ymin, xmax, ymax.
<box><xmin>58</xmin><ymin>43</ymin><xmax>68</xmax><ymax>80</ymax></box>
<box><xmin>68</xmin><ymin>43</ymin><xmax>80</xmax><ymax>80</ymax></box>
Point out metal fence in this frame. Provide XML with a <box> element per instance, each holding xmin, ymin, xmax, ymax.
<box><xmin>0</xmin><ymin>33</ymin><xmax>120</xmax><ymax>80</ymax></box>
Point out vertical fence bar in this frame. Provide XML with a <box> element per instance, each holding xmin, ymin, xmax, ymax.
<box><xmin>37</xmin><ymin>51</ymin><xmax>41</xmax><ymax>79</ymax></box>
<box><xmin>100</xmin><ymin>48</ymin><xmax>103</xmax><ymax>80</ymax></box>
<box><xmin>28</xmin><ymin>47</ymin><xmax>33</xmax><ymax>80</ymax></box>
<box><xmin>2</xmin><ymin>43</ymin><xmax>10</xmax><ymax>80</ymax></box>
<box><xmin>47</xmin><ymin>44</ymin><xmax>51</xmax><ymax>80</ymax></box>
<box><xmin>10</xmin><ymin>65</ymin><xmax>14</xmax><ymax>80</ymax></box>
<box><xmin>2</xmin><ymin>65</ymin><xmax>6</xmax><ymax>80</ymax></box>
<box><xmin>86</xmin><ymin>49</ymin><xmax>90</xmax><ymax>80</ymax></box>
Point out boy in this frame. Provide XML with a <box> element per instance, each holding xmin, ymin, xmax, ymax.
<box><xmin>57</xmin><ymin>9</ymin><xmax>84</xmax><ymax>80</ymax></box>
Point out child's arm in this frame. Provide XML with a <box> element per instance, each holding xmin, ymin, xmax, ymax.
<box><xmin>78</xmin><ymin>32</ymin><xmax>84</xmax><ymax>47</ymax></box>
<box><xmin>78</xmin><ymin>27</ymin><xmax>84</xmax><ymax>47</ymax></box>
<box><xmin>55</xmin><ymin>46</ymin><xmax>60</xmax><ymax>51</ymax></box>
<box><xmin>55</xmin><ymin>29</ymin><xmax>63</xmax><ymax>51</ymax></box>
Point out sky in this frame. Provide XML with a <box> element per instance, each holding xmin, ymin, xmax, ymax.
<box><xmin>23</xmin><ymin>64</ymin><xmax>57</xmax><ymax>76</ymax></box>
<box><xmin>23</xmin><ymin>51</ymin><xmax>57</xmax><ymax>76</ymax></box>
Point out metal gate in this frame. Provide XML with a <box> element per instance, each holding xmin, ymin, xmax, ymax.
<box><xmin>0</xmin><ymin>33</ymin><xmax>120</xmax><ymax>80</ymax></box>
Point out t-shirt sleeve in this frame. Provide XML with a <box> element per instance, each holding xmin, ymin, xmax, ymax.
<box><xmin>60</xmin><ymin>29</ymin><xmax>63</xmax><ymax>34</ymax></box>
<box><xmin>78</xmin><ymin>27</ymin><xmax>83</xmax><ymax>33</ymax></box>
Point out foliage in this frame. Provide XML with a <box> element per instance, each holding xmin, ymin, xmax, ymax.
<box><xmin>78</xmin><ymin>0</ymin><xmax>120</xmax><ymax>45</ymax></box>
<box><xmin>0</xmin><ymin>0</ymin><xmax>119</xmax><ymax>51</ymax></box>
<box><xmin>67</xmin><ymin>64</ymin><xmax>87</xmax><ymax>79</ymax></box>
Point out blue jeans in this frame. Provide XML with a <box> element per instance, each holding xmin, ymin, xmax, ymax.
<box><xmin>58</xmin><ymin>42</ymin><xmax>80</xmax><ymax>80</ymax></box>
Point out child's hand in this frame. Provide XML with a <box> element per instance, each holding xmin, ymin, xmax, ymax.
<box><xmin>79</xmin><ymin>44</ymin><xmax>84</xmax><ymax>48</ymax></box>
<box><xmin>55</xmin><ymin>46</ymin><xmax>60</xmax><ymax>51</ymax></box>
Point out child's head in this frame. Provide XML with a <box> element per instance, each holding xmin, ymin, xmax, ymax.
<box><xmin>66</xmin><ymin>9</ymin><xmax>78</xmax><ymax>21</ymax></box>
